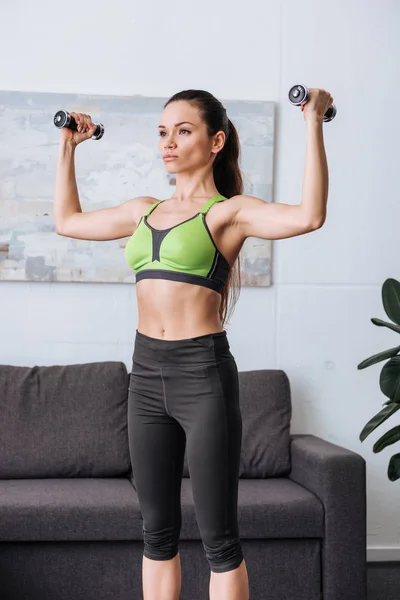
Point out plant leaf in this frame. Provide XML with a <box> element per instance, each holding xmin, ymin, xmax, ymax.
<box><xmin>382</xmin><ymin>279</ymin><xmax>400</xmax><ymax>326</ymax></box>
<box><xmin>380</xmin><ymin>357</ymin><xmax>400</xmax><ymax>401</ymax></box>
<box><xmin>359</xmin><ymin>402</ymin><xmax>400</xmax><ymax>442</ymax></box>
<box><xmin>357</xmin><ymin>345</ymin><xmax>400</xmax><ymax>369</ymax></box>
<box><xmin>371</xmin><ymin>318</ymin><xmax>400</xmax><ymax>334</ymax></box>
<box><xmin>388</xmin><ymin>453</ymin><xmax>400</xmax><ymax>481</ymax></box>
<box><xmin>373</xmin><ymin>425</ymin><xmax>400</xmax><ymax>452</ymax></box>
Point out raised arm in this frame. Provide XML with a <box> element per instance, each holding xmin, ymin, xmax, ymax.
<box><xmin>232</xmin><ymin>88</ymin><xmax>332</xmax><ymax>242</ymax></box>
<box><xmin>53</xmin><ymin>112</ymin><xmax>153</xmax><ymax>241</ymax></box>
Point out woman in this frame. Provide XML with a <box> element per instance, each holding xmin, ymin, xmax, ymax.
<box><xmin>54</xmin><ymin>87</ymin><xmax>331</xmax><ymax>600</ymax></box>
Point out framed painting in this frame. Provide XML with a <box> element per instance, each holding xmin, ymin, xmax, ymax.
<box><xmin>0</xmin><ymin>91</ymin><xmax>274</xmax><ymax>285</ymax></box>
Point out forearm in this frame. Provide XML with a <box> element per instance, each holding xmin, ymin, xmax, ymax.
<box><xmin>53</xmin><ymin>141</ymin><xmax>82</xmax><ymax>232</ymax></box>
<box><xmin>301</xmin><ymin>119</ymin><xmax>329</xmax><ymax>226</ymax></box>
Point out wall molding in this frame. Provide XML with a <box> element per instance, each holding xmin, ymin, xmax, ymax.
<box><xmin>368</xmin><ymin>547</ymin><xmax>400</xmax><ymax>562</ymax></box>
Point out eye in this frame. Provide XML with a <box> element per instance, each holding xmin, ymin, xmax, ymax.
<box><xmin>158</xmin><ymin>129</ymin><xmax>191</xmax><ymax>137</ymax></box>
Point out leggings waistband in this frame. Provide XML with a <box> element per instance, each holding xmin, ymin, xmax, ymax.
<box><xmin>132</xmin><ymin>329</ymin><xmax>232</xmax><ymax>368</ymax></box>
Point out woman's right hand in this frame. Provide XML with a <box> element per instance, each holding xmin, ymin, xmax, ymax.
<box><xmin>59</xmin><ymin>112</ymin><xmax>97</xmax><ymax>146</ymax></box>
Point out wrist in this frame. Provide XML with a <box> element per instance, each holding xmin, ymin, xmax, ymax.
<box><xmin>306</xmin><ymin>116</ymin><xmax>324</xmax><ymax>126</ymax></box>
<box><xmin>59</xmin><ymin>139</ymin><xmax>77</xmax><ymax>154</ymax></box>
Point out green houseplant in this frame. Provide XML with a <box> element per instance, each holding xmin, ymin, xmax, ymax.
<box><xmin>358</xmin><ymin>278</ymin><xmax>400</xmax><ymax>481</ymax></box>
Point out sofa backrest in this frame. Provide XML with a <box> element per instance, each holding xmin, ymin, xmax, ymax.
<box><xmin>183</xmin><ymin>369</ymin><xmax>292</xmax><ymax>478</ymax></box>
<box><xmin>0</xmin><ymin>362</ymin><xmax>131</xmax><ymax>478</ymax></box>
<box><xmin>0</xmin><ymin>363</ymin><xmax>291</xmax><ymax>480</ymax></box>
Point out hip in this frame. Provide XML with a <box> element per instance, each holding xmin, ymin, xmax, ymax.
<box><xmin>129</xmin><ymin>329</ymin><xmax>240</xmax><ymax>412</ymax></box>
<box><xmin>131</xmin><ymin>328</ymin><xmax>235</xmax><ymax>370</ymax></box>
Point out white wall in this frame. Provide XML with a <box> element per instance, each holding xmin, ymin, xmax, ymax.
<box><xmin>1</xmin><ymin>0</ymin><xmax>399</xmax><ymax>561</ymax></box>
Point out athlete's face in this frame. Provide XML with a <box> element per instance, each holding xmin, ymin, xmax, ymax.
<box><xmin>158</xmin><ymin>101</ymin><xmax>225</xmax><ymax>173</ymax></box>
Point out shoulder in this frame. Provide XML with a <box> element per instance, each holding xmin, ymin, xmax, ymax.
<box><xmin>225</xmin><ymin>194</ymin><xmax>263</xmax><ymax>210</ymax></box>
<box><xmin>122</xmin><ymin>196</ymin><xmax>159</xmax><ymax>227</ymax></box>
<box><xmin>221</xmin><ymin>194</ymin><xmax>271</xmax><ymax>224</ymax></box>
<box><xmin>216</xmin><ymin>194</ymin><xmax>249</xmax><ymax>227</ymax></box>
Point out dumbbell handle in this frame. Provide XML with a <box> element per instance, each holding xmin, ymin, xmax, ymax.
<box><xmin>53</xmin><ymin>110</ymin><xmax>105</xmax><ymax>140</ymax></box>
<box><xmin>288</xmin><ymin>84</ymin><xmax>336</xmax><ymax>122</ymax></box>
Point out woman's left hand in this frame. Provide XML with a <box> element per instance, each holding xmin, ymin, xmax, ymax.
<box><xmin>300</xmin><ymin>88</ymin><xmax>333</xmax><ymax>123</ymax></box>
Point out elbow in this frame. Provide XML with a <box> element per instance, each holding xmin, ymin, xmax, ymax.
<box><xmin>54</xmin><ymin>223</ymin><xmax>66</xmax><ymax>236</ymax></box>
<box><xmin>301</xmin><ymin>208</ymin><xmax>326</xmax><ymax>232</ymax></box>
<box><xmin>312</xmin><ymin>217</ymin><xmax>325</xmax><ymax>230</ymax></box>
<box><xmin>310</xmin><ymin>213</ymin><xmax>326</xmax><ymax>230</ymax></box>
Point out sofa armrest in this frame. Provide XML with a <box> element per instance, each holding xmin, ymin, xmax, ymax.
<box><xmin>288</xmin><ymin>434</ymin><xmax>367</xmax><ymax>600</ymax></box>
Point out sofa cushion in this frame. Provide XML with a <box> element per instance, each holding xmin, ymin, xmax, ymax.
<box><xmin>183</xmin><ymin>369</ymin><xmax>292</xmax><ymax>478</ymax></box>
<box><xmin>0</xmin><ymin>478</ymin><xmax>141</xmax><ymax>541</ymax></box>
<box><xmin>0</xmin><ymin>362</ymin><xmax>131</xmax><ymax>478</ymax></box>
<box><xmin>0</xmin><ymin>477</ymin><xmax>323</xmax><ymax>541</ymax></box>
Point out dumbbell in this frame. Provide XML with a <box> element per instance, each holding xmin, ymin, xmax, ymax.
<box><xmin>288</xmin><ymin>84</ymin><xmax>337</xmax><ymax>122</ymax></box>
<box><xmin>53</xmin><ymin>110</ymin><xmax>105</xmax><ymax>140</ymax></box>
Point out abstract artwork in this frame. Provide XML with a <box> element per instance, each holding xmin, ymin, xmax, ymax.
<box><xmin>0</xmin><ymin>91</ymin><xmax>274</xmax><ymax>285</ymax></box>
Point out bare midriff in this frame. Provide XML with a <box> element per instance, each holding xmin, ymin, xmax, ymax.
<box><xmin>135</xmin><ymin>279</ymin><xmax>225</xmax><ymax>340</ymax></box>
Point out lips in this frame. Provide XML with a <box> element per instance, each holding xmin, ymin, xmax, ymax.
<box><xmin>164</xmin><ymin>156</ymin><xmax>178</xmax><ymax>160</ymax></box>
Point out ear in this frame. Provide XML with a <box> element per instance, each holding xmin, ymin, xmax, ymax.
<box><xmin>211</xmin><ymin>130</ymin><xmax>226</xmax><ymax>155</ymax></box>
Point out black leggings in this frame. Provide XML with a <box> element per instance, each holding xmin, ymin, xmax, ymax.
<box><xmin>127</xmin><ymin>329</ymin><xmax>244</xmax><ymax>574</ymax></box>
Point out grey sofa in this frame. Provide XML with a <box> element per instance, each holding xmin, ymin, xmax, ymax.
<box><xmin>0</xmin><ymin>361</ymin><xmax>366</xmax><ymax>600</ymax></box>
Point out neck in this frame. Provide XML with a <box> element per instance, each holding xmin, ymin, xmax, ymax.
<box><xmin>169</xmin><ymin>169</ymin><xmax>219</xmax><ymax>203</ymax></box>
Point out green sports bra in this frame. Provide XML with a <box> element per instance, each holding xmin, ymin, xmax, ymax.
<box><xmin>124</xmin><ymin>195</ymin><xmax>230</xmax><ymax>294</ymax></box>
